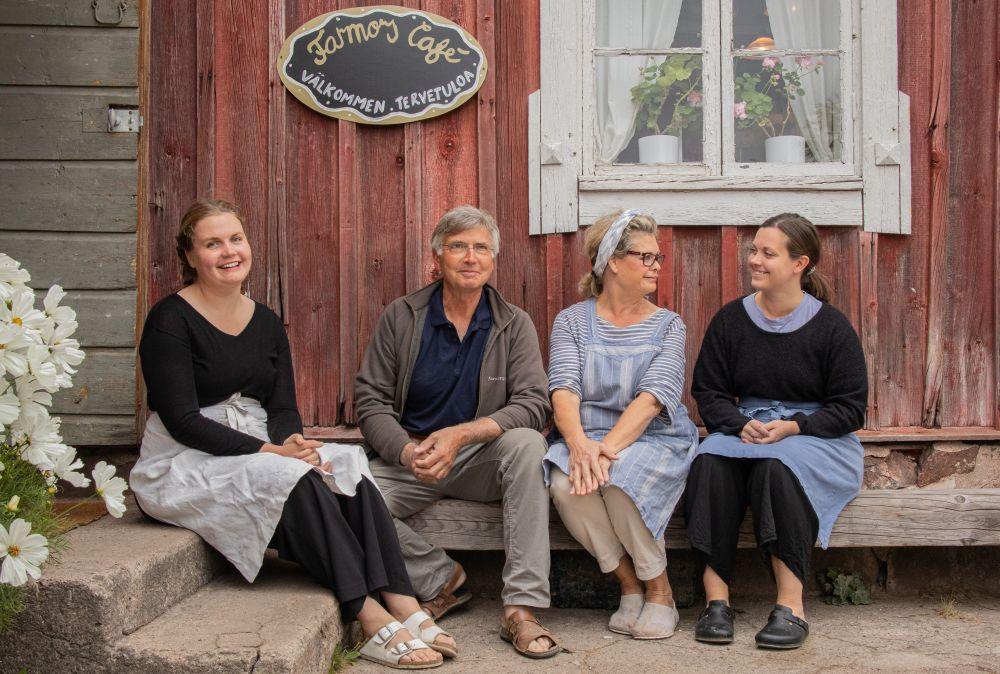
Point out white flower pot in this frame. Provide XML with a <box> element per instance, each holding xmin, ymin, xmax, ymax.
<box><xmin>765</xmin><ymin>135</ymin><xmax>806</xmax><ymax>163</ymax></box>
<box><xmin>638</xmin><ymin>134</ymin><xmax>681</xmax><ymax>164</ymax></box>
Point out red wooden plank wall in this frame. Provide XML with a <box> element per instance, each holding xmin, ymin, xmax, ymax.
<box><xmin>145</xmin><ymin>1</ymin><xmax>1000</xmax><ymax>431</ymax></box>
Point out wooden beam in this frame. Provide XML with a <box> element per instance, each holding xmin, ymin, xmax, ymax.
<box><xmin>337</xmin><ymin>119</ymin><xmax>358</xmax><ymax>424</ymax></box>
<box><xmin>195</xmin><ymin>0</ymin><xmax>215</xmax><ymax>197</ymax></box>
<box><xmin>59</xmin><ymin>415</ymin><xmax>136</xmax><ymax>446</ymax></box>
<box><xmin>4</xmin><ymin>232</ymin><xmax>136</xmax><ymax>290</ymax></box>
<box><xmin>404</xmin><ymin>119</ymin><xmax>425</xmax><ymax>291</ymax></box>
<box><xmin>476</xmin><ymin>0</ymin><xmax>497</xmax><ymax>219</ymax></box>
<box><xmin>995</xmin><ymin>6</ymin><xmax>1000</xmax><ymax>430</ymax></box>
<box><xmin>51</xmin><ymin>348</ymin><xmax>135</xmax><ymax>415</ymax></box>
<box><xmin>0</xmin><ymin>90</ymin><xmax>138</xmax><ymax>160</ymax></box>
<box><xmin>922</xmin><ymin>0</ymin><xmax>951</xmax><ymax>427</ymax></box>
<box><xmin>860</xmin><ymin>231</ymin><xmax>880</xmax><ymax>429</ymax></box>
<box><xmin>267</xmin><ymin>0</ymin><xmax>286</xmax><ymax>315</ymax></box>
<box><xmin>855</xmin><ymin>426</ymin><xmax>1000</xmax><ymax>443</ymax></box>
<box><xmin>403</xmin><ymin>490</ymin><xmax>1000</xmax><ymax>551</ymax></box>
<box><xmin>0</xmin><ymin>1</ymin><xmax>140</xmax><ymax>27</ymax></box>
<box><xmin>0</xmin><ymin>161</ymin><xmax>137</xmax><ymax>232</ymax></box>
<box><xmin>134</xmin><ymin>0</ymin><xmax>152</xmax><ymax>445</ymax></box>
<box><xmin>0</xmin><ymin>27</ymin><xmax>137</xmax><ymax>86</ymax></box>
<box><xmin>657</xmin><ymin>226</ymin><xmax>674</xmax><ymax>310</ymax></box>
<box><xmin>305</xmin><ymin>424</ymin><xmax>1000</xmax><ymax>445</ymax></box>
<box><xmin>720</xmin><ymin>226</ymin><xmax>739</xmax><ymax>305</ymax></box>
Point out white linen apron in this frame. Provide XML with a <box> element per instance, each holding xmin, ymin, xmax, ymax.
<box><xmin>130</xmin><ymin>393</ymin><xmax>375</xmax><ymax>582</ymax></box>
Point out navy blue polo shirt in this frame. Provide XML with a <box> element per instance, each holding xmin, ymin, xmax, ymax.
<box><xmin>400</xmin><ymin>286</ymin><xmax>493</xmax><ymax>436</ymax></box>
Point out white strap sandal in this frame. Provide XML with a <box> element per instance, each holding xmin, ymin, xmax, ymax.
<box><xmin>358</xmin><ymin>620</ymin><xmax>442</xmax><ymax>670</ymax></box>
<box><xmin>403</xmin><ymin>610</ymin><xmax>458</xmax><ymax>658</ymax></box>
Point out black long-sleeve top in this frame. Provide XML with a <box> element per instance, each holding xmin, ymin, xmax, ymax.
<box><xmin>139</xmin><ymin>294</ymin><xmax>303</xmax><ymax>455</ymax></box>
<box><xmin>692</xmin><ymin>298</ymin><xmax>868</xmax><ymax>438</ymax></box>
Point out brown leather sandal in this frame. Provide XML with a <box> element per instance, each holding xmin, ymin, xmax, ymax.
<box><xmin>499</xmin><ymin>611</ymin><xmax>564</xmax><ymax>659</ymax></box>
<box><xmin>418</xmin><ymin>563</ymin><xmax>470</xmax><ymax>621</ymax></box>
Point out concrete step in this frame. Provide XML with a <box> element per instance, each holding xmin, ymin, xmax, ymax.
<box><xmin>111</xmin><ymin>557</ymin><xmax>344</xmax><ymax>674</ymax></box>
<box><xmin>0</xmin><ymin>501</ymin><xmax>225</xmax><ymax>671</ymax></box>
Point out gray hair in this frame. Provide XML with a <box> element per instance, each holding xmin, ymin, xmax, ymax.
<box><xmin>430</xmin><ymin>205</ymin><xmax>500</xmax><ymax>256</ymax></box>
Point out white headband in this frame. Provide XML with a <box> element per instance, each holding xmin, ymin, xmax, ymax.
<box><xmin>592</xmin><ymin>209</ymin><xmax>641</xmax><ymax>277</ymax></box>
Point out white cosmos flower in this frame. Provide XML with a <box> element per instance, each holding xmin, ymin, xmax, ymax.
<box><xmin>0</xmin><ymin>282</ymin><xmax>16</xmax><ymax>304</ymax></box>
<box><xmin>42</xmin><ymin>285</ymin><xmax>77</xmax><ymax>326</ymax></box>
<box><xmin>0</xmin><ymin>382</ymin><xmax>20</xmax><ymax>426</ymax></box>
<box><xmin>92</xmin><ymin>461</ymin><xmax>127</xmax><ymax>518</ymax></box>
<box><xmin>0</xmin><ymin>518</ymin><xmax>49</xmax><ymax>587</ymax></box>
<box><xmin>52</xmin><ymin>446</ymin><xmax>90</xmax><ymax>488</ymax></box>
<box><xmin>41</xmin><ymin>322</ymin><xmax>84</xmax><ymax>375</ymax></box>
<box><xmin>13</xmin><ymin>376</ymin><xmax>53</xmax><ymax>424</ymax></box>
<box><xmin>15</xmin><ymin>413</ymin><xmax>68</xmax><ymax>471</ymax></box>
<box><xmin>0</xmin><ymin>324</ymin><xmax>31</xmax><ymax>378</ymax></box>
<box><xmin>0</xmin><ymin>255</ymin><xmax>30</xmax><ymax>302</ymax></box>
<box><xmin>1</xmin><ymin>290</ymin><xmax>50</xmax><ymax>335</ymax></box>
<box><xmin>27</xmin><ymin>345</ymin><xmax>61</xmax><ymax>392</ymax></box>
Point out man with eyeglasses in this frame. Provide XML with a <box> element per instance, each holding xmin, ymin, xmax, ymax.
<box><xmin>356</xmin><ymin>205</ymin><xmax>563</xmax><ymax>659</ymax></box>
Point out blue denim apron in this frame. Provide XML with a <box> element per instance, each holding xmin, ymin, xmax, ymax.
<box><xmin>696</xmin><ymin>398</ymin><xmax>863</xmax><ymax>548</ymax></box>
<box><xmin>544</xmin><ymin>299</ymin><xmax>698</xmax><ymax>539</ymax></box>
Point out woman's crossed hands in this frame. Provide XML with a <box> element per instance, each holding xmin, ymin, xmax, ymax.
<box><xmin>262</xmin><ymin>433</ymin><xmax>331</xmax><ymax>472</ymax></box>
<box><xmin>567</xmin><ymin>436</ymin><xmax>618</xmax><ymax>496</ymax></box>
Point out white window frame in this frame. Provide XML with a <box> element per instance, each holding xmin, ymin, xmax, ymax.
<box><xmin>529</xmin><ymin>0</ymin><xmax>911</xmax><ymax>235</ymax></box>
<box><xmin>582</xmin><ymin>0</ymin><xmax>721</xmax><ymax>177</ymax></box>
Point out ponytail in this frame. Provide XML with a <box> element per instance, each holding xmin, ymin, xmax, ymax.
<box><xmin>803</xmin><ymin>267</ymin><xmax>831</xmax><ymax>302</ymax></box>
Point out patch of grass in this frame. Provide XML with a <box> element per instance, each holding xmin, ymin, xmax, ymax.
<box><xmin>815</xmin><ymin>567</ymin><xmax>872</xmax><ymax>606</ymax></box>
<box><xmin>0</xmin><ymin>584</ymin><xmax>25</xmax><ymax>633</ymax></box>
<box><xmin>0</xmin><ymin>442</ymin><xmax>70</xmax><ymax>633</ymax></box>
<box><xmin>329</xmin><ymin>643</ymin><xmax>361</xmax><ymax>672</ymax></box>
<box><xmin>935</xmin><ymin>597</ymin><xmax>961</xmax><ymax>619</ymax></box>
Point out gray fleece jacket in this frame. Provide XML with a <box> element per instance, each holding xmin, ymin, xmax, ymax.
<box><xmin>355</xmin><ymin>280</ymin><xmax>551</xmax><ymax>464</ymax></box>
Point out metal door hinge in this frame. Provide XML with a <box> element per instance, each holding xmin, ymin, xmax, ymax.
<box><xmin>108</xmin><ymin>107</ymin><xmax>142</xmax><ymax>133</ymax></box>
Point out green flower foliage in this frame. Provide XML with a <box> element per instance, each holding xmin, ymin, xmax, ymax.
<box><xmin>630</xmin><ymin>54</ymin><xmax>703</xmax><ymax>136</ymax></box>
<box><xmin>816</xmin><ymin>567</ymin><xmax>872</xmax><ymax>606</ymax></box>
<box><xmin>735</xmin><ymin>57</ymin><xmax>821</xmax><ymax>138</ymax></box>
<box><xmin>0</xmin><ymin>442</ymin><xmax>65</xmax><ymax>633</ymax></box>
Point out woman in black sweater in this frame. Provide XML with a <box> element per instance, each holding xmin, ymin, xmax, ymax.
<box><xmin>129</xmin><ymin>200</ymin><xmax>451</xmax><ymax>669</ymax></box>
<box><xmin>686</xmin><ymin>213</ymin><xmax>867</xmax><ymax>650</ymax></box>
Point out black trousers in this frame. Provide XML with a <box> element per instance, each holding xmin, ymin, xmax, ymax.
<box><xmin>268</xmin><ymin>471</ymin><xmax>414</xmax><ymax>621</ymax></box>
<box><xmin>684</xmin><ymin>454</ymin><xmax>819</xmax><ymax>586</ymax></box>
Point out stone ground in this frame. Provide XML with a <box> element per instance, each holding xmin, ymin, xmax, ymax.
<box><xmin>349</xmin><ymin>594</ymin><xmax>1000</xmax><ymax>673</ymax></box>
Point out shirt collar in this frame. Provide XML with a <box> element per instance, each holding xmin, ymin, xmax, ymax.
<box><xmin>427</xmin><ymin>286</ymin><xmax>493</xmax><ymax>329</ymax></box>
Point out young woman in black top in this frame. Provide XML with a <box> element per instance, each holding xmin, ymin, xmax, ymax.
<box><xmin>130</xmin><ymin>200</ymin><xmax>452</xmax><ymax>669</ymax></box>
<box><xmin>685</xmin><ymin>213</ymin><xmax>868</xmax><ymax>650</ymax></box>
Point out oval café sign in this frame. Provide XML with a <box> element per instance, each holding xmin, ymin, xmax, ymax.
<box><xmin>277</xmin><ymin>5</ymin><xmax>488</xmax><ymax>125</ymax></box>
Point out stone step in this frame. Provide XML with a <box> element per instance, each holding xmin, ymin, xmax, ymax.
<box><xmin>0</xmin><ymin>501</ymin><xmax>225</xmax><ymax>671</ymax></box>
<box><xmin>111</xmin><ymin>558</ymin><xmax>344</xmax><ymax>674</ymax></box>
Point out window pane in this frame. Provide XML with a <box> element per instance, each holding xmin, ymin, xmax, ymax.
<box><xmin>734</xmin><ymin>0</ymin><xmax>840</xmax><ymax>52</ymax></box>
<box><xmin>596</xmin><ymin>54</ymin><xmax>704</xmax><ymax>164</ymax></box>
<box><xmin>596</xmin><ymin>0</ymin><xmax>702</xmax><ymax>49</ymax></box>
<box><xmin>733</xmin><ymin>55</ymin><xmax>842</xmax><ymax>163</ymax></box>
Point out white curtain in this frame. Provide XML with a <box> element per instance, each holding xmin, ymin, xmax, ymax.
<box><xmin>596</xmin><ymin>0</ymin><xmax>684</xmax><ymax>163</ymax></box>
<box><xmin>765</xmin><ymin>0</ymin><xmax>842</xmax><ymax>161</ymax></box>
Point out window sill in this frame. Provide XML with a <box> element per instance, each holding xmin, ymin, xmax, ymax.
<box><xmin>579</xmin><ymin>174</ymin><xmax>863</xmax><ymax>191</ymax></box>
<box><xmin>578</xmin><ymin>174</ymin><xmax>863</xmax><ymax>227</ymax></box>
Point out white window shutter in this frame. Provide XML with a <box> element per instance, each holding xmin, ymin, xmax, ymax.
<box><xmin>860</xmin><ymin>0</ymin><xmax>910</xmax><ymax>234</ymax></box>
<box><xmin>534</xmin><ymin>0</ymin><xmax>583</xmax><ymax>234</ymax></box>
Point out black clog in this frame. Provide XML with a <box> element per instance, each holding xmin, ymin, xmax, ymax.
<box><xmin>694</xmin><ymin>600</ymin><xmax>735</xmax><ymax>644</ymax></box>
<box><xmin>754</xmin><ymin>604</ymin><xmax>809</xmax><ymax>649</ymax></box>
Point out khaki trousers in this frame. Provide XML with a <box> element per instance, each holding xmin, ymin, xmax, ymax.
<box><xmin>549</xmin><ymin>468</ymin><xmax>667</xmax><ymax>580</ymax></box>
<box><xmin>369</xmin><ymin>428</ymin><xmax>551</xmax><ymax>608</ymax></box>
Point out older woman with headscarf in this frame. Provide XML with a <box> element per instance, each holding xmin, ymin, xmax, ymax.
<box><xmin>543</xmin><ymin>209</ymin><xmax>698</xmax><ymax>640</ymax></box>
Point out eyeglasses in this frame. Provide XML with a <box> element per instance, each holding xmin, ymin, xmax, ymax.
<box><xmin>625</xmin><ymin>250</ymin><xmax>666</xmax><ymax>267</ymax></box>
<box><xmin>442</xmin><ymin>242</ymin><xmax>494</xmax><ymax>257</ymax></box>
